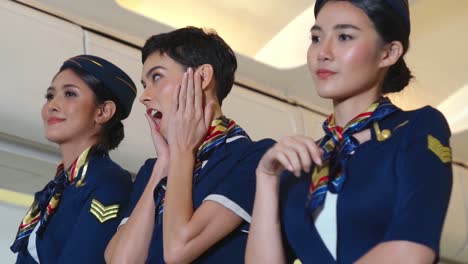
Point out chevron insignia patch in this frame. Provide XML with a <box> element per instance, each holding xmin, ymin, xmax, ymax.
<box><xmin>90</xmin><ymin>199</ymin><xmax>119</xmax><ymax>223</ymax></box>
<box><xmin>427</xmin><ymin>134</ymin><xmax>452</xmax><ymax>164</ymax></box>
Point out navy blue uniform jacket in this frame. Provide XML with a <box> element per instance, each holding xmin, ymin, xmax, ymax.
<box><xmin>280</xmin><ymin>107</ymin><xmax>453</xmax><ymax>263</ymax></box>
<box><xmin>121</xmin><ymin>137</ymin><xmax>275</xmax><ymax>263</ymax></box>
<box><xmin>16</xmin><ymin>153</ymin><xmax>132</xmax><ymax>264</ymax></box>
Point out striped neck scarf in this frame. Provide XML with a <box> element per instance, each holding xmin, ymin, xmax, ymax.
<box><xmin>154</xmin><ymin>116</ymin><xmax>248</xmax><ymax>223</ymax></box>
<box><xmin>306</xmin><ymin>98</ymin><xmax>398</xmax><ymax>215</ymax></box>
<box><xmin>10</xmin><ymin>147</ymin><xmax>91</xmax><ymax>253</ymax></box>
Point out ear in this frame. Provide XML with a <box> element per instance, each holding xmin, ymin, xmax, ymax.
<box><xmin>95</xmin><ymin>100</ymin><xmax>116</xmax><ymax>125</ymax></box>
<box><xmin>197</xmin><ymin>64</ymin><xmax>214</xmax><ymax>91</ymax></box>
<box><xmin>379</xmin><ymin>41</ymin><xmax>404</xmax><ymax>68</ymax></box>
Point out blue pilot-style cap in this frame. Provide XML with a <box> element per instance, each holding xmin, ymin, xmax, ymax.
<box><xmin>314</xmin><ymin>0</ymin><xmax>411</xmax><ymax>34</ymax></box>
<box><xmin>61</xmin><ymin>55</ymin><xmax>137</xmax><ymax>119</ymax></box>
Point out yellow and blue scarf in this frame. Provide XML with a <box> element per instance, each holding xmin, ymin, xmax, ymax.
<box><xmin>11</xmin><ymin>147</ymin><xmax>91</xmax><ymax>253</ymax></box>
<box><xmin>307</xmin><ymin>98</ymin><xmax>398</xmax><ymax>214</ymax></box>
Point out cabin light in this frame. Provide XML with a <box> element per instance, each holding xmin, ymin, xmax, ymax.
<box><xmin>0</xmin><ymin>188</ymin><xmax>33</xmax><ymax>208</ymax></box>
<box><xmin>115</xmin><ymin>0</ymin><xmax>315</xmax><ymax>70</ymax></box>
<box><xmin>254</xmin><ymin>5</ymin><xmax>314</xmax><ymax>70</ymax></box>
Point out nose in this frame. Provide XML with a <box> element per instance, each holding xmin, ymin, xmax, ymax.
<box><xmin>47</xmin><ymin>96</ymin><xmax>60</xmax><ymax>112</ymax></box>
<box><xmin>317</xmin><ymin>36</ymin><xmax>334</xmax><ymax>62</ymax></box>
<box><xmin>139</xmin><ymin>86</ymin><xmax>152</xmax><ymax>105</ymax></box>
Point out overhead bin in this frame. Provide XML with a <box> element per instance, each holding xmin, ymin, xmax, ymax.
<box><xmin>223</xmin><ymin>86</ymin><xmax>304</xmax><ymax>141</ymax></box>
<box><xmin>0</xmin><ymin>0</ymin><xmax>84</xmax><ymax>147</ymax></box>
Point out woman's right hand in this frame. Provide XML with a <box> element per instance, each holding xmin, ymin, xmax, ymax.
<box><xmin>256</xmin><ymin>135</ymin><xmax>323</xmax><ymax>179</ymax></box>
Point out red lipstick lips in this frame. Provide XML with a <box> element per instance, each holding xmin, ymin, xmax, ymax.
<box><xmin>316</xmin><ymin>69</ymin><xmax>336</xmax><ymax>80</ymax></box>
<box><xmin>47</xmin><ymin>117</ymin><xmax>65</xmax><ymax>125</ymax></box>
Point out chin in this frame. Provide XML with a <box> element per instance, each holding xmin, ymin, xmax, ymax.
<box><xmin>315</xmin><ymin>84</ymin><xmax>354</xmax><ymax>101</ymax></box>
<box><xmin>315</xmin><ymin>88</ymin><xmax>342</xmax><ymax>100</ymax></box>
<box><xmin>45</xmin><ymin>136</ymin><xmax>64</xmax><ymax>145</ymax></box>
<box><xmin>44</xmin><ymin>130</ymin><xmax>67</xmax><ymax>144</ymax></box>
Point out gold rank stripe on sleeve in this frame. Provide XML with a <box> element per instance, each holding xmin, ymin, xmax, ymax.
<box><xmin>427</xmin><ymin>134</ymin><xmax>452</xmax><ymax>164</ymax></box>
<box><xmin>89</xmin><ymin>199</ymin><xmax>120</xmax><ymax>223</ymax></box>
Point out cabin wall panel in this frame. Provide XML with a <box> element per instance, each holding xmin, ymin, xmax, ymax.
<box><xmin>0</xmin><ymin>0</ymin><xmax>84</xmax><ymax>146</ymax></box>
<box><xmin>452</xmin><ymin>165</ymin><xmax>468</xmax><ymax>262</ymax></box>
<box><xmin>223</xmin><ymin>86</ymin><xmax>304</xmax><ymax>141</ymax></box>
<box><xmin>440</xmin><ymin>165</ymin><xmax>468</xmax><ymax>261</ymax></box>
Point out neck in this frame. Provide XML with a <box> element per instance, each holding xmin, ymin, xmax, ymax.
<box><xmin>204</xmin><ymin>92</ymin><xmax>224</xmax><ymax>124</ymax></box>
<box><xmin>210</xmin><ymin>102</ymin><xmax>224</xmax><ymax>123</ymax></box>
<box><xmin>332</xmin><ymin>88</ymin><xmax>381</xmax><ymax>127</ymax></box>
<box><xmin>59</xmin><ymin>138</ymin><xmax>97</xmax><ymax>169</ymax></box>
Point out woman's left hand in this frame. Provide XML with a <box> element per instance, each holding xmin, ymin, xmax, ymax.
<box><xmin>167</xmin><ymin>67</ymin><xmax>214</xmax><ymax>154</ymax></box>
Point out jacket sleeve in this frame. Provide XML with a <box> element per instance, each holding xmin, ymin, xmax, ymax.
<box><xmin>203</xmin><ymin>139</ymin><xmax>275</xmax><ymax>225</ymax></box>
<box><xmin>383</xmin><ymin>107</ymin><xmax>453</xmax><ymax>254</ymax></box>
<box><xmin>118</xmin><ymin>158</ymin><xmax>155</xmax><ymax>227</ymax></box>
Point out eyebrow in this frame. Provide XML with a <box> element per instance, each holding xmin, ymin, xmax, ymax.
<box><xmin>47</xmin><ymin>84</ymin><xmax>79</xmax><ymax>91</ymax></box>
<box><xmin>310</xmin><ymin>24</ymin><xmax>361</xmax><ymax>32</ymax></box>
<box><xmin>63</xmin><ymin>84</ymin><xmax>79</xmax><ymax>89</ymax></box>
<box><xmin>144</xmin><ymin>65</ymin><xmax>166</xmax><ymax>80</ymax></box>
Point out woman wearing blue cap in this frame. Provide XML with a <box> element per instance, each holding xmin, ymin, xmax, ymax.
<box><xmin>247</xmin><ymin>0</ymin><xmax>452</xmax><ymax>263</ymax></box>
<box><xmin>11</xmin><ymin>55</ymin><xmax>137</xmax><ymax>264</ymax></box>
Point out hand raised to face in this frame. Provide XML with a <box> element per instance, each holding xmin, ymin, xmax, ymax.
<box><xmin>167</xmin><ymin>67</ymin><xmax>215</xmax><ymax>155</ymax></box>
<box><xmin>145</xmin><ymin>111</ymin><xmax>169</xmax><ymax>159</ymax></box>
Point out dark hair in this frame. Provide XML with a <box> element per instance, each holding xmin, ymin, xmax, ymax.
<box><xmin>59</xmin><ymin>65</ymin><xmax>125</xmax><ymax>153</ymax></box>
<box><xmin>315</xmin><ymin>0</ymin><xmax>413</xmax><ymax>93</ymax></box>
<box><xmin>142</xmin><ymin>26</ymin><xmax>237</xmax><ymax>105</ymax></box>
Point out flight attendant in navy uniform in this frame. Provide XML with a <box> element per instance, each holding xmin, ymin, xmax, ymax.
<box><xmin>105</xmin><ymin>27</ymin><xmax>275</xmax><ymax>263</ymax></box>
<box><xmin>247</xmin><ymin>1</ymin><xmax>452</xmax><ymax>263</ymax></box>
<box><xmin>11</xmin><ymin>55</ymin><xmax>137</xmax><ymax>263</ymax></box>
